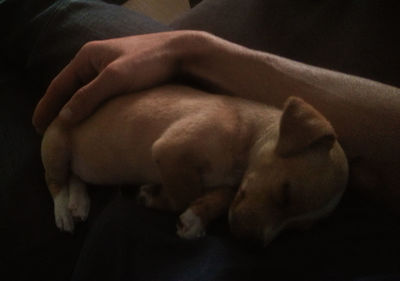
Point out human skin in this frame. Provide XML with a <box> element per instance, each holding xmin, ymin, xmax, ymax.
<box><xmin>32</xmin><ymin>30</ymin><xmax>400</xmax><ymax>213</ymax></box>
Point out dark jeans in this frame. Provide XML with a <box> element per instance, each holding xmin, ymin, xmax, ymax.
<box><xmin>1</xmin><ymin>1</ymin><xmax>400</xmax><ymax>281</ymax></box>
<box><xmin>2</xmin><ymin>0</ymin><xmax>400</xmax><ymax>88</ymax></box>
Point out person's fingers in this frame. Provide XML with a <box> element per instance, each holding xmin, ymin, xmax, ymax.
<box><xmin>33</xmin><ymin>68</ymin><xmax>92</xmax><ymax>133</ymax></box>
<box><xmin>32</xmin><ymin>60</ymin><xmax>96</xmax><ymax>133</ymax></box>
<box><xmin>59</xmin><ymin>52</ymin><xmax>176</xmax><ymax>125</ymax></box>
<box><xmin>32</xmin><ymin>34</ymin><xmax>182</xmax><ymax>133</ymax></box>
<box><xmin>32</xmin><ymin>41</ymin><xmax>117</xmax><ymax>133</ymax></box>
<box><xmin>58</xmin><ymin>60</ymin><xmax>132</xmax><ymax>125</ymax></box>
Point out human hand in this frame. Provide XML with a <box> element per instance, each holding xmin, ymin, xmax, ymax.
<box><xmin>32</xmin><ymin>30</ymin><xmax>215</xmax><ymax>133</ymax></box>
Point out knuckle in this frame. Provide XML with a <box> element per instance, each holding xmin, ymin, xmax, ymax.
<box><xmin>72</xmin><ymin>88</ymin><xmax>90</xmax><ymax>107</ymax></box>
<box><xmin>103</xmin><ymin>62</ymin><xmax>125</xmax><ymax>78</ymax></box>
<box><xmin>76</xmin><ymin>40</ymin><xmax>106</xmax><ymax>61</ymax></box>
<box><xmin>72</xmin><ymin>41</ymin><xmax>103</xmax><ymax>64</ymax></box>
<box><xmin>81</xmin><ymin>40</ymin><xmax>103</xmax><ymax>53</ymax></box>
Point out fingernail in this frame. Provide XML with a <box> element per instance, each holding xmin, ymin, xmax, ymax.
<box><xmin>59</xmin><ymin>107</ymin><xmax>73</xmax><ymax>121</ymax></box>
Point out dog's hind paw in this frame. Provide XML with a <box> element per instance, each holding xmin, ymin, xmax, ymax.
<box><xmin>55</xmin><ymin>210</ymin><xmax>74</xmax><ymax>233</ymax></box>
<box><xmin>68</xmin><ymin>177</ymin><xmax>90</xmax><ymax>222</ymax></box>
<box><xmin>177</xmin><ymin>208</ymin><xmax>205</xmax><ymax>240</ymax></box>
<box><xmin>54</xmin><ymin>188</ymin><xmax>74</xmax><ymax>233</ymax></box>
<box><xmin>68</xmin><ymin>197</ymin><xmax>90</xmax><ymax>222</ymax></box>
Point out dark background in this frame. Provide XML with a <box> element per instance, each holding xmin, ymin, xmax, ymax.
<box><xmin>1</xmin><ymin>1</ymin><xmax>400</xmax><ymax>280</ymax></box>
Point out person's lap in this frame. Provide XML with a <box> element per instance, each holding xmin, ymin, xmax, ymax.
<box><xmin>2</xmin><ymin>1</ymin><xmax>400</xmax><ymax>280</ymax></box>
<box><xmin>71</xmin><ymin>190</ymin><xmax>400</xmax><ymax>281</ymax></box>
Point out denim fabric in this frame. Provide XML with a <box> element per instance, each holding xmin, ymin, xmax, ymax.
<box><xmin>1</xmin><ymin>0</ymin><xmax>170</xmax><ymax>92</ymax></box>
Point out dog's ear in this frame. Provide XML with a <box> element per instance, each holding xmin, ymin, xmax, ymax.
<box><xmin>276</xmin><ymin>97</ymin><xmax>336</xmax><ymax>157</ymax></box>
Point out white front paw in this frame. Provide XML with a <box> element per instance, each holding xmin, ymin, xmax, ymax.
<box><xmin>177</xmin><ymin>208</ymin><xmax>205</xmax><ymax>240</ymax></box>
<box><xmin>137</xmin><ymin>184</ymin><xmax>159</xmax><ymax>207</ymax></box>
<box><xmin>54</xmin><ymin>189</ymin><xmax>74</xmax><ymax>233</ymax></box>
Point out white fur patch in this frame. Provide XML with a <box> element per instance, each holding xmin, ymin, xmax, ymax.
<box><xmin>68</xmin><ymin>176</ymin><xmax>90</xmax><ymax>221</ymax></box>
<box><xmin>54</xmin><ymin>188</ymin><xmax>74</xmax><ymax>233</ymax></box>
<box><xmin>177</xmin><ymin>208</ymin><xmax>205</xmax><ymax>240</ymax></box>
<box><xmin>137</xmin><ymin>184</ymin><xmax>156</xmax><ymax>207</ymax></box>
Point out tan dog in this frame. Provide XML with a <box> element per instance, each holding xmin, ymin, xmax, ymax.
<box><xmin>41</xmin><ymin>84</ymin><xmax>348</xmax><ymax>244</ymax></box>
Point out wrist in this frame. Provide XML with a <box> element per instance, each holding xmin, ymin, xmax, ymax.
<box><xmin>167</xmin><ymin>30</ymin><xmax>220</xmax><ymax>76</ymax></box>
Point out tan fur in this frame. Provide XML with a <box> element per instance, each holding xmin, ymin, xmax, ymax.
<box><xmin>42</xmin><ymin>84</ymin><xmax>348</xmax><ymax>243</ymax></box>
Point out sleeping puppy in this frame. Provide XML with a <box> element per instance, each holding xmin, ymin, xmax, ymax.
<box><xmin>41</xmin><ymin>84</ymin><xmax>348</xmax><ymax>244</ymax></box>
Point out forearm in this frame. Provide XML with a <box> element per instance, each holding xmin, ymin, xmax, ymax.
<box><xmin>177</xmin><ymin>31</ymin><xmax>400</xmax><ymax>164</ymax></box>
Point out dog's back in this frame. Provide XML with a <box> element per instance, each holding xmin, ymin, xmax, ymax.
<box><xmin>64</xmin><ymin>84</ymin><xmax>275</xmax><ymax>185</ymax></box>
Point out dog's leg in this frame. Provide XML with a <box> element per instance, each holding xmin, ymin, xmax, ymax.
<box><xmin>138</xmin><ymin>158</ymin><xmax>203</xmax><ymax>212</ymax></box>
<box><xmin>149</xmin><ymin>136</ymin><xmax>206</xmax><ymax>212</ymax></box>
<box><xmin>145</xmin><ymin>115</ymin><xmax>235</xmax><ymax>213</ymax></box>
<box><xmin>41</xmin><ymin>122</ymin><xmax>74</xmax><ymax>232</ymax></box>
<box><xmin>68</xmin><ymin>174</ymin><xmax>90</xmax><ymax>222</ymax></box>
<box><xmin>177</xmin><ymin>186</ymin><xmax>236</xmax><ymax>239</ymax></box>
